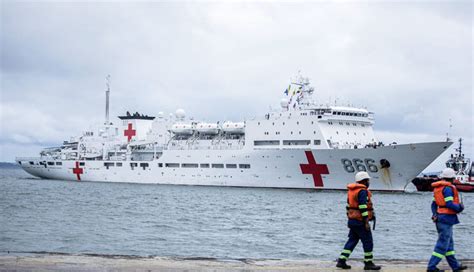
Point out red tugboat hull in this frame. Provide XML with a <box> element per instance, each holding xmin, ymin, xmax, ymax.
<box><xmin>411</xmin><ymin>177</ymin><xmax>474</xmax><ymax>192</ymax></box>
<box><xmin>453</xmin><ymin>180</ymin><xmax>474</xmax><ymax>192</ymax></box>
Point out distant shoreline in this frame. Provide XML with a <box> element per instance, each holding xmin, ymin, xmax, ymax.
<box><xmin>0</xmin><ymin>162</ymin><xmax>20</xmax><ymax>168</ymax></box>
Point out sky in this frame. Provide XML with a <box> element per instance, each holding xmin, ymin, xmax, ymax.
<box><xmin>0</xmin><ymin>1</ymin><xmax>472</xmax><ymax>172</ymax></box>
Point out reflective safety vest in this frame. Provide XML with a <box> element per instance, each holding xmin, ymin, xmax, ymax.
<box><xmin>432</xmin><ymin>180</ymin><xmax>460</xmax><ymax>215</ymax></box>
<box><xmin>346</xmin><ymin>183</ymin><xmax>374</xmax><ymax>221</ymax></box>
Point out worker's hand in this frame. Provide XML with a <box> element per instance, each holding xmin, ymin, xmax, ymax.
<box><xmin>431</xmin><ymin>215</ymin><xmax>438</xmax><ymax>223</ymax></box>
<box><xmin>459</xmin><ymin>203</ymin><xmax>464</xmax><ymax>213</ymax></box>
<box><xmin>370</xmin><ymin>214</ymin><xmax>376</xmax><ymax>222</ymax></box>
<box><xmin>365</xmin><ymin>221</ymin><xmax>371</xmax><ymax>231</ymax></box>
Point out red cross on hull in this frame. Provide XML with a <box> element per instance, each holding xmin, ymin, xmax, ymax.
<box><xmin>72</xmin><ymin>161</ymin><xmax>83</xmax><ymax>181</ymax></box>
<box><xmin>300</xmin><ymin>151</ymin><xmax>329</xmax><ymax>187</ymax></box>
<box><xmin>124</xmin><ymin>123</ymin><xmax>136</xmax><ymax>142</ymax></box>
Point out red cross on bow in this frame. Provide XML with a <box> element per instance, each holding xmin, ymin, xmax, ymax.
<box><xmin>124</xmin><ymin>123</ymin><xmax>136</xmax><ymax>142</ymax></box>
<box><xmin>300</xmin><ymin>151</ymin><xmax>329</xmax><ymax>187</ymax></box>
<box><xmin>72</xmin><ymin>161</ymin><xmax>83</xmax><ymax>181</ymax></box>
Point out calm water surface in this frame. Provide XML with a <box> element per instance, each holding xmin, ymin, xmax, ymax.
<box><xmin>1</xmin><ymin>166</ymin><xmax>473</xmax><ymax>260</ymax></box>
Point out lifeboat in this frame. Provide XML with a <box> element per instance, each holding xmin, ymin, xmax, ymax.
<box><xmin>170</xmin><ymin>123</ymin><xmax>194</xmax><ymax>135</ymax></box>
<box><xmin>195</xmin><ymin>123</ymin><xmax>219</xmax><ymax>134</ymax></box>
<box><xmin>221</xmin><ymin>122</ymin><xmax>245</xmax><ymax>134</ymax></box>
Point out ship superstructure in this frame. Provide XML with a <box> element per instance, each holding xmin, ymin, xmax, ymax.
<box><xmin>16</xmin><ymin>75</ymin><xmax>451</xmax><ymax>191</ymax></box>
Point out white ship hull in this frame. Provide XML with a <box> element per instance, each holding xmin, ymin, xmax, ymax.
<box><xmin>17</xmin><ymin>142</ymin><xmax>450</xmax><ymax>191</ymax></box>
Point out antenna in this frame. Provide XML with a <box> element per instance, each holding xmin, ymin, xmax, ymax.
<box><xmin>446</xmin><ymin>118</ymin><xmax>452</xmax><ymax>142</ymax></box>
<box><xmin>105</xmin><ymin>75</ymin><xmax>111</xmax><ymax>125</ymax></box>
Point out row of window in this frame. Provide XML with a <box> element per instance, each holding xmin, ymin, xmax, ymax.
<box><xmin>332</xmin><ymin>111</ymin><xmax>368</xmax><ymax>117</ymax></box>
<box><xmin>254</xmin><ymin>140</ymin><xmax>321</xmax><ymax>146</ymax></box>
<box><xmin>335</xmin><ymin>131</ymin><xmax>367</xmax><ymax>136</ymax></box>
<box><xmin>103</xmin><ymin>162</ymin><xmax>251</xmax><ymax>169</ymax></box>
<box><xmin>159</xmin><ymin>163</ymin><xmax>250</xmax><ymax>169</ymax></box>
<box><xmin>33</xmin><ymin>161</ymin><xmax>63</xmax><ymax>166</ymax></box>
<box><xmin>333</xmin><ymin>122</ymin><xmax>366</xmax><ymax>127</ymax></box>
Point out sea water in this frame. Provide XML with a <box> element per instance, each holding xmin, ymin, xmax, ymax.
<box><xmin>1</xmin><ymin>165</ymin><xmax>473</xmax><ymax>260</ymax></box>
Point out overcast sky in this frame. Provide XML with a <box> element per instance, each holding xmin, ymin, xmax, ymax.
<box><xmin>1</xmin><ymin>1</ymin><xmax>472</xmax><ymax>171</ymax></box>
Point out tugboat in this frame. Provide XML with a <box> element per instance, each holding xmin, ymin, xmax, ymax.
<box><xmin>412</xmin><ymin>138</ymin><xmax>474</xmax><ymax>192</ymax></box>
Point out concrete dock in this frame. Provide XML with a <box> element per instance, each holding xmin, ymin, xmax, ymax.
<box><xmin>0</xmin><ymin>253</ymin><xmax>473</xmax><ymax>272</ymax></box>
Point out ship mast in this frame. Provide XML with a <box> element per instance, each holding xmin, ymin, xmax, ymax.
<box><xmin>105</xmin><ymin>75</ymin><xmax>111</xmax><ymax>125</ymax></box>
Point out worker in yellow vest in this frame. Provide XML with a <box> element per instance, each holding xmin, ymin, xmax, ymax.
<box><xmin>336</xmin><ymin>171</ymin><xmax>381</xmax><ymax>270</ymax></box>
<box><xmin>427</xmin><ymin>168</ymin><xmax>467</xmax><ymax>272</ymax></box>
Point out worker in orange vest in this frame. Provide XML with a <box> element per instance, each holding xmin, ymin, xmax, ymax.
<box><xmin>336</xmin><ymin>171</ymin><xmax>381</xmax><ymax>270</ymax></box>
<box><xmin>427</xmin><ymin>168</ymin><xmax>467</xmax><ymax>272</ymax></box>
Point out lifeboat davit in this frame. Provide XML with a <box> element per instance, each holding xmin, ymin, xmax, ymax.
<box><xmin>221</xmin><ymin>122</ymin><xmax>245</xmax><ymax>134</ymax></box>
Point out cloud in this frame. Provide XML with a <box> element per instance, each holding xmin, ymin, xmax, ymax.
<box><xmin>1</xmin><ymin>1</ymin><xmax>472</xmax><ymax>165</ymax></box>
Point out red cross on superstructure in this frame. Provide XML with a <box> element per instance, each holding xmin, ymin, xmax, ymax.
<box><xmin>124</xmin><ymin>123</ymin><xmax>136</xmax><ymax>142</ymax></box>
<box><xmin>72</xmin><ymin>161</ymin><xmax>83</xmax><ymax>181</ymax></box>
<box><xmin>300</xmin><ymin>151</ymin><xmax>329</xmax><ymax>187</ymax></box>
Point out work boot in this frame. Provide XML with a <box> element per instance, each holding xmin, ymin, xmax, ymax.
<box><xmin>454</xmin><ymin>264</ymin><xmax>468</xmax><ymax>271</ymax></box>
<box><xmin>336</xmin><ymin>258</ymin><xmax>351</xmax><ymax>269</ymax></box>
<box><xmin>426</xmin><ymin>268</ymin><xmax>444</xmax><ymax>272</ymax></box>
<box><xmin>364</xmin><ymin>261</ymin><xmax>381</xmax><ymax>270</ymax></box>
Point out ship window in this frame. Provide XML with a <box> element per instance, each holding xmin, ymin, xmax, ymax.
<box><xmin>226</xmin><ymin>164</ymin><xmax>237</xmax><ymax>168</ymax></box>
<box><xmin>298</xmin><ymin>131</ymin><xmax>301</xmax><ymax>134</ymax></box>
<box><xmin>104</xmin><ymin>162</ymin><xmax>114</xmax><ymax>167</ymax></box>
<box><xmin>339</xmin><ymin>122</ymin><xmax>343</xmax><ymax>125</ymax></box>
<box><xmin>336</xmin><ymin>131</ymin><xmax>339</xmax><ymax>134</ymax></box>
<box><xmin>258</xmin><ymin>122</ymin><xmax>260</xmax><ymax>125</ymax></box>
<box><xmin>200</xmin><ymin>163</ymin><xmax>210</xmax><ymax>168</ymax></box>
<box><xmin>55</xmin><ymin>162</ymin><xmax>62</xmax><ymax>165</ymax></box>
<box><xmin>318</xmin><ymin>116</ymin><xmax>322</xmax><ymax>119</ymax></box>
<box><xmin>239</xmin><ymin>164</ymin><xmax>251</xmax><ymax>169</ymax></box>
<box><xmin>182</xmin><ymin>163</ymin><xmax>198</xmax><ymax>168</ymax></box>
<box><xmin>283</xmin><ymin>140</ymin><xmax>310</xmax><ymax>145</ymax></box>
<box><xmin>361</xmin><ymin>124</ymin><xmax>365</xmax><ymax>127</ymax></box>
<box><xmin>29</xmin><ymin>161</ymin><xmax>34</xmax><ymax>165</ymax></box>
<box><xmin>346</xmin><ymin>122</ymin><xmax>350</xmax><ymax>125</ymax></box>
<box><xmin>158</xmin><ymin>163</ymin><xmax>163</xmax><ymax>167</ymax></box>
<box><xmin>130</xmin><ymin>163</ymin><xmax>138</xmax><ymax>170</ymax></box>
<box><xmin>165</xmin><ymin>163</ymin><xmax>179</xmax><ymax>168</ymax></box>
<box><xmin>254</xmin><ymin>140</ymin><xmax>280</xmax><ymax>146</ymax></box>
<box><xmin>79</xmin><ymin>162</ymin><xmax>85</xmax><ymax>166</ymax></box>
<box><xmin>314</xmin><ymin>140</ymin><xmax>321</xmax><ymax>145</ymax></box>
<box><xmin>296</xmin><ymin>122</ymin><xmax>299</xmax><ymax>125</ymax></box>
<box><xmin>283</xmin><ymin>122</ymin><xmax>285</xmax><ymax>125</ymax></box>
<box><xmin>212</xmin><ymin>164</ymin><xmax>224</xmax><ymax>168</ymax></box>
<box><xmin>333</xmin><ymin>112</ymin><xmax>336</xmax><ymax>115</ymax></box>
<box><xmin>116</xmin><ymin>163</ymin><xmax>122</xmax><ymax>167</ymax></box>
<box><xmin>47</xmin><ymin>162</ymin><xmax>54</xmax><ymax>166</ymax></box>
<box><xmin>272</xmin><ymin>122</ymin><xmax>274</xmax><ymax>125</ymax></box>
<box><xmin>140</xmin><ymin>163</ymin><xmax>149</xmax><ymax>169</ymax></box>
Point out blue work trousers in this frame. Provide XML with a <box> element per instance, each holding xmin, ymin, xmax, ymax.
<box><xmin>339</xmin><ymin>224</ymin><xmax>374</xmax><ymax>262</ymax></box>
<box><xmin>427</xmin><ymin>222</ymin><xmax>460</xmax><ymax>270</ymax></box>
